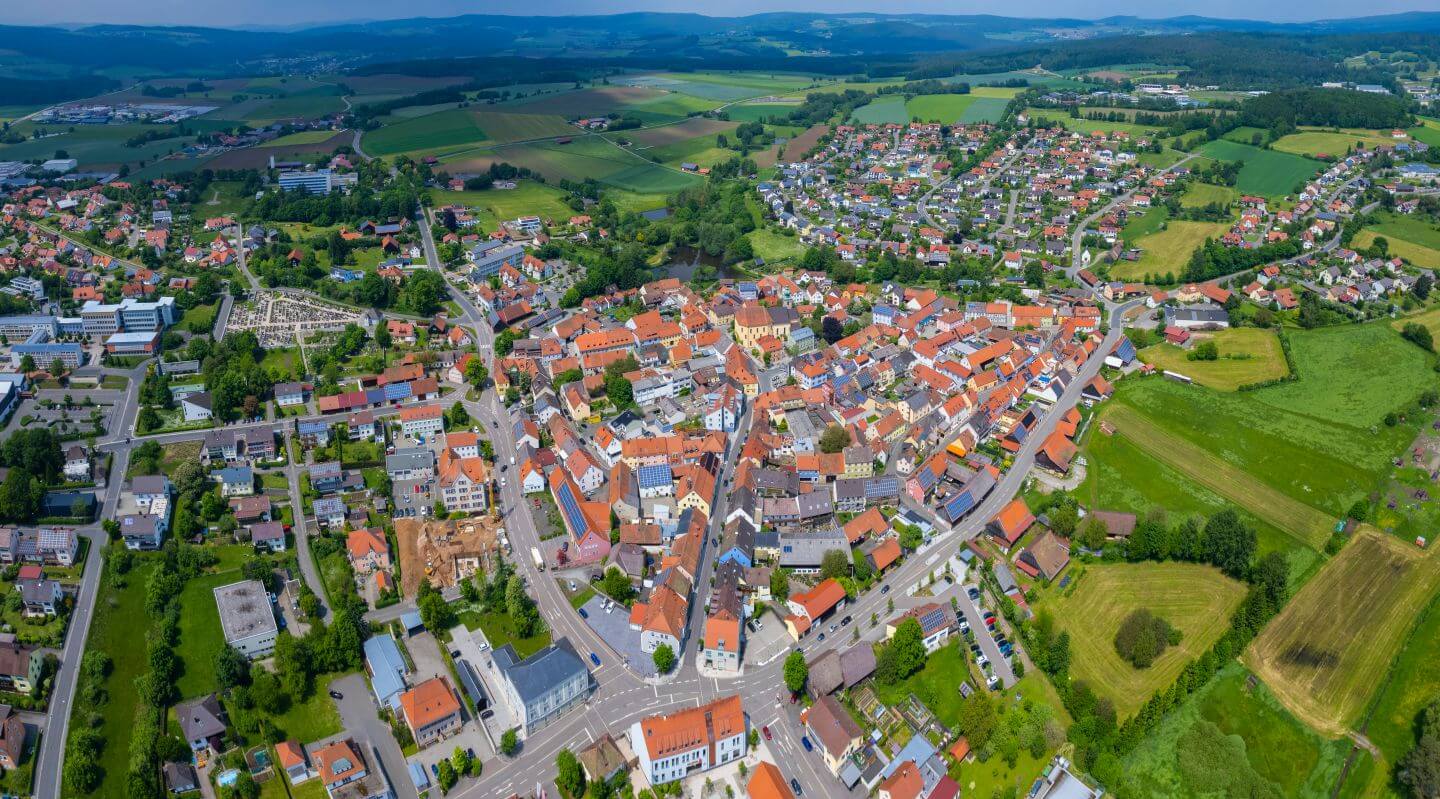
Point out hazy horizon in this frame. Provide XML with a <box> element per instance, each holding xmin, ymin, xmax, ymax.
<box><xmin>4</xmin><ymin>1</ymin><xmax>1439</xmax><ymax>29</ymax></box>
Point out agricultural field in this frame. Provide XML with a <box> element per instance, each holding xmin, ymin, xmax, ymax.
<box><xmin>1113</xmin><ymin>216</ymin><xmax>1229</xmax><ymax>281</ymax></box>
<box><xmin>1353</xmin><ymin>211</ymin><xmax>1440</xmax><ymax>267</ymax></box>
<box><xmin>1180</xmin><ymin>181</ymin><xmax>1238</xmax><ymax>208</ymax></box>
<box><xmin>852</xmin><ymin>96</ymin><xmax>909</xmax><ymax>124</ymax></box>
<box><xmin>903</xmin><ymin>94</ymin><xmax>973</xmax><ymax>123</ymax></box>
<box><xmin>446</xmin><ymin>137</ymin><xmax>702</xmax><ymax>198</ymax></box>
<box><xmin>1022</xmin><ymin>107</ymin><xmax>1160</xmax><ymax>138</ymax></box>
<box><xmin>959</xmin><ymin>97</ymin><xmax>1010</xmax><ymax>123</ymax></box>
<box><xmin>1122</xmin><ymin>664</ymin><xmax>1350</xmax><ymax>799</ymax></box>
<box><xmin>472</xmin><ymin>111</ymin><xmax>576</xmax><ymax>143</ymax></box>
<box><xmin>1136</xmin><ymin>327</ymin><xmax>1289</xmax><ymax>391</ymax></box>
<box><xmin>265</xmin><ymin>129</ymin><xmax>341</xmax><ymax>147</ymax></box>
<box><xmin>1245</xmin><ymin>528</ymin><xmax>1440</xmax><ymax>735</ymax></box>
<box><xmin>1197</xmin><ymin>139</ymin><xmax>1323</xmax><ymax>199</ymax></box>
<box><xmin>1271</xmin><ymin>127</ymin><xmax>1400</xmax><ymax>157</ymax></box>
<box><xmin>1362</xmin><ymin>592</ymin><xmax>1440</xmax><ymax>768</ymax></box>
<box><xmin>725</xmin><ymin>103</ymin><xmax>801</xmax><ymax>123</ymax></box>
<box><xmin>1410</xmin><ymin>117</ymin><xmax>1440</xmax><ymax>149</ymax></box>
<box><xmin>0</xmin><ymin>123</ymin><xmax>197</xmax><ymax>168</ymax></box>
<box><xmin>781</xmin><ymin>124</ymin><xmax>827</xmax><ymax>162</ymax></box>
<box><xmin>1223</xmin><ymin>125</ymin><xmax>1270</xmax><ymax>145</ymax></box>
<box><xmin>1044</xmin><ymin>562</ymin><xmax>1247</xmax><ymax>719</ymax></box>
<box><xmin>363</xmin><ymin>107</ymin><xmax>488</xmax><ymax>157</ymax></box>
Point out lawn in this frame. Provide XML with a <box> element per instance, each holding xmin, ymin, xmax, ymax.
<box><xmin>1180</xmin><ymin>181</ymin><xmax>1238</xmax><ymax>208</ymax></box>
<box><xmin>364</xmin><ymin>108</ymin><xmax>489</xmax><ymax>158</ymax></box>
<box><xmin>1362</xmin><ymin>591</ymin><xmax>1440</xmax><ymax>763</ymax></box>
<box><xmin>1197</xmin><ymin>139</ymin><xmax>1323</xmax><ymax>198</ymax></box>
<box><xmin>747</xmin><ymin>228</ymin><xmax>806</xmax><ymax>263</ymax></box>
<box><xmin>1271</xmin><ymin>128</ymin><xmax>1399</xmax><ymax>157</ymax></box>
<box><xmin>458</xmin><ymin>610</ymin><xmax>551</xmax><ymax>659</ymax></box>
<box><xmin>1136</xmin><ymin>327</ymin><xmax>1288</xmax><ymax>391</ymax></box>
<box><xmin>1122</xmin><ymin>663</ymin><xmax>1349</xmax><ymax>798</ymax></box>
<box><xmin>905</xmin><ymin>94</ymin><xmax>978</xmax><ymax>123</ymax></box>
<box><xmin>1112</xmin><ymin>217</ymin><xmax>1229</xmax><ymax>281</ymax></box>
<box><xmin>80</xmin><ymin>558</ymin><xmax>158</xmax><ymax>799</ymax></box>
<box><xmin>873</xmin><ymin>639</ymin><xmax>974</xmax><ymax>728</ymax></box>
<box><xmin>1245</xmin><ymin>528</ymin><xmax>1440</xmax><ymax>736</ymax></box>
<box><xmin>1353</xmin><ymin>211</ymin><xmax>1440</xmax><ymax>268</ymax></box>
<box><xmin>1044</xmin><ymin>562</ymin><xmax>1247</xmax><ymax>719</ymax></box>
<box><xmin>259</xmin><ymin>347</ymin><xmax>302</xmax><ymax>382</ymax></box>
<box><xmin>852</xmin><ymin>96</ymin><xmax>910</xmax><ymax>124</ymax></box>
<box><xmin>176</xmin><ymin>568</ymin><xmax>246</xmax><ymax>699</ymax></box>
<box><xmin>179</xmin><ymin>302</ymin><xmax>217</xmax><ymax>333</ymax></box>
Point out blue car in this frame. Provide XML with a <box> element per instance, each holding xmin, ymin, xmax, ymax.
<box><xmin>801</xmin><ymin>736</ymin><xmax>814</xmax><ymax>752</ymax></box>
<box><xmin>589</xmin><ymin>652</ymin><xmax>601</xmax><ymax>667</ymax></box>
<box><xmin>578</xmin><ymin>608</ymin><xmax>588</xmax><ymax>619</ymax></box>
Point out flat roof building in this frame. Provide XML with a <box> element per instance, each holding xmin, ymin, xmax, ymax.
<box><xmin>214</xmin><ymin>579</ymin><xmax>278</xmax><ymax>659</ymax></box>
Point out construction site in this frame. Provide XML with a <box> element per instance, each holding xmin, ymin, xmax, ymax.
<box><xmin>395</xmin><ymin>515</ymin><xmax>504</xmax><ymax>596</ymax></box>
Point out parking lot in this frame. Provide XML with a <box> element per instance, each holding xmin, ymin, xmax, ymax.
<box><xmin>955</xmin><ymin>583</ymin><xmax>1016</xmax><ymax>688</ymax></box>
<box><xmin>447</xmin><ymin>624</ymin><xmax>516</xmax><ymax>748</ymax></box>
<box><xmin>391</xmin><ymin>477</ymin><xmax>435</xmax><ymax>519</ymax></box>
<box><xmin>742</xmin><ymin>612</ymin><xmax>793</xmax><ymax>667</ymax></box>
<box><xmin>577</xmin><ymin>595</ymin><xmax>655</xmax><ymax>677</ymax></box>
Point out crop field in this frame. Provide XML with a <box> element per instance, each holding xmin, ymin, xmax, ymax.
<box><xmin>1122</xmin><ymin>664</ymin><xmax>1350</xmax><ymax>799</ymax></box>
<box><xmin>0</xmin><ymin>123</ymin><xmax>197</xmax><ymax>168</ymax></box>
<box><xmin>202</xmin><ymin>131</ymin><xmax>351</xmax><ymax>170</ymax></box>
<box><xmin>1046</xmin><ymin>562</ymin><xmax>1247</xmax><ymax>719</ymax></box>
<box><xmin>1180</xmin><ymin>181</ymin><xmax>1238</xmax><ymax>208</ymax></box>
<box><xmin>1112</xmin><ymin>219</ymin><xmax>1229</xmax><ymax>280</ymax></box>
<box><xmin>725</xmin><ymin>103</ymin><xmax>801</xmax><ymax>122</ymax></box>
<box><xmin>1102</xmin><ymin>404</ymin><xmax>1335</xmax><ymax>549</ymax></box>
<box><xmin>904</xmin><ymin>94</ymin><xmax>976</xmax><ymax>122</ymax></box>
<box><xmin>852</xmin><ymin>96</ymin><xmax>909</xmax><ymax>124</ymax></box>
<box><xmin>781</xmin><ymin>123</ymin><xmax>827</xmax><ymax>162</ymax></box>
<box><xmin>1246</xmin><ymin>528</ymin><xmax>1440</xmax><ymax>736</ymax></box>
<box><xmin>1223</xmin><ymin>125</ymin><xmax>1269</xmax><ymax>144</ymax></box>
<box><xmin>622</xmin><ymin>117</ymin><xmax>736</xmax><ymax>147</ymax></box>
<box><xmin>472</xmin><ymin>111</ymin><xmax>576</xmax><ymax>143</ymax></box>
<box><xmin>1197</xmin><ymin>139</ymin><xmax>1323</xmax><ymax>198</ymax></box>
<box><xmin>243</xmin><ymin>94</ymin><xmax>347</xmax><ymax>124</ymax></box>
<box><xmin>959</xmin><ymin>97</ymin><xmax>1010</xmax><ymax>123</ymax></box>
<box><xmin>457</xmin><ymin>138</ymin><xmax>703</xmax><ymax>196</ymax></box>
<box><xmin>266</xmin><ymin>129</ymin><xmax>339</xmax><ymax>147</ymax></box>
<box><xmin>1353</xmin><ymin>212</ymin><xmax>1440</xmax><ymax>267</ymax></box>
<box><xmin>645</xmin><ymin>138</ymin><xmax>734</xmax><ymax>169</ymax></box>
<box><xmin>505</xmin><ymin>86</ymin><xmax>666</xmax><ymax>117</ymax></box>
<box><xmin>614</xmin><ymin>75</ymin><xmax>762</xmax><ymax>101</ymax></box>
<box><xmin>946</xmin><ymin>70</ymin><xmax>1079</xmax><ymax>88</ymax></box>
<box><xmin>1137</xmin><ymin>328</ymin><xmax>1288</xmax><ymax>391</ymax></box>
<box><xmin>1271</xmin><ymin>128</ymin><xmax>1399</xmax><ymax>157</ymax></box>
<box><xmin>363</xmin><ymin>107</ymin><xmax>488</xmax><ymax>157</ymax></box>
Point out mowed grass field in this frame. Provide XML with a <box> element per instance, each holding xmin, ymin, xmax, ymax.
<box><xmin>1046</xmin><ymin>562</ymin><xmax>1247</xmax><ymax>719</ymax></box>
<box><xmin>364</xmin><ymin>107</ymin><xmax>487</xmax><ymax>157</ymax></box>
<box><xmin>1354</xmin><ymin>211</ymin><xmax>1440</xmax><ymax>268</ymax></box>
<box><xmin>429</xmin><ymin>180</ymin><xmax>574</xmax><ymax>227</ymax></box>
<box><xmin>1246</xmin><ymin>528</ymin><xmax>1440</xmax><ymax>736</ymax></box>
<box><xmin>1137</xmin><ymin>327</ymin><xmax>1289</xmax><ymax>391</ymax></box>
<box><xmin>853</xmin><ymin>96</ymin><xmax>909</xmax><ymax>124</ymax></box>
<box><xmin>449</xmin><ymin>137</ymin><xmax>703</xmax><ymax>196</ymax></box>
<box><xmin>1023</xmin><ymin>107</ymin><xmax>1160</xmax><ymax>138</ymax></box>
<box><xmin>1112</xmin><ymin>218</ymin><xmax>1229</xmax><ymax>280</ymax></box>
<box><xmin>1101</xmin><ymin>404</ymin><xmax>1335</xmax><ymax>549</ymax></box>
<box><xmin>1180</xmin><ymin>181</ymin><xmax>1238</xmax><ymax>208</ymax></box>
<box><xmin>1198</xmin><ymin>139</ymin><xmax>1323</xmax><ymax>198</ymax></box>
<box><xmin>1271</xmin><ymin>127</ymin><xmax>1399</xmax><ymax>157</ymax></box>
<box><xmin>0</xmin><ymin>123</ymin><xmax>197</xmax><ymax>168</ymax></box>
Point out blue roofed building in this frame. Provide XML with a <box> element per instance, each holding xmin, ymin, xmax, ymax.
<box><xmin>635</xmin><ymin>463</ymin><xmax>673</xmax><ymax>498</ymax></box>
<box><xmin>492</xmin><ymin>639</ymin><xmax>592</xmax><ymax>735</ymax></box>
<box><xmin>363</xmin><ymin>634</ymin><xmax>410</xmax><ymax>711</ymax></box>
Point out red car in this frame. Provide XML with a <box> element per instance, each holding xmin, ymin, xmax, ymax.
<box><xmin>762</xmin><ymin>725</ymin><xmax>772</xmax><ymax>741</ymax></box>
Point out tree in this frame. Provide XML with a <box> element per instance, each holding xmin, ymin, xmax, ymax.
<box><xmin>1203</xmin><ymin>508</ymin><xmax>1256</xmax><ymax>579</ymax></box>
<box><xmin>0</xmin><ymin>468</ymin><xmax>39</xmax><ymax>523</ymax></box>
<box><xmin>819</xmin><ymin>424</ymin><xmax>851</xmax><ymax>454</ymax></box>
<box><xmin>1113</xmin><ymin>609</ymin><xmax>1176</xmax><ymax>668</ymax></box>
<box><xmin>876</xmin><ymin>618</ymin><xmax>927</xmax><ymax>684</ymax></box>
<box><xmin>50</xmin><ymin>358</ymin><xmax>65</xmax><ymax>377</ymax></box>
<box><xmin>599</xmin><ymin>567</ymin><xmax>636</xmax><ymax>604</ymax></box>
<box><xmin>1417</xmin><ymin>273</ymin><xmax>1434</xmax><ymax>301</ymax></box>
<box><xmin>769</xmin><ymin>569</ymin><xmax>789</xmax><ymax>601</ymax></box>
<box><xmin>1187</xmin><ymin>340</ymin><xmax>1219</xmax><ymax>361</ymax></box>
<box><xmin>783</xmin><ymin>650</ymin><xmax>808</xmax><ymax>694</ymax></box>
<box><xmin>215</xmin><ymin>645</ymin><xmax>251</xmax><ymax>690</ymax></box>
<box><xmin>375</xmin><ymin>323</ymin><xmax>392</xmax><ymax>350</ymax></box>
<box><xmin>452</xmin><ymin>746</ymin><xmax>473</xmax><ymax>777</ymax></box>
<box><xmin>17</xmin><ymin>355</ymin><xmax>34</xmax><ymax>373</ymax></box>
<box><xmin>418</xmin><ymin>580</ymin><xmax>456</xmax><ymax>631</ymax></box>
<box><xmin>1403</xmin><ymin>322</ymin><xmax>1435</xmax><ymax>352</ymax></box>
<box><xmin>1399</xmin><ymin>699</ymin><xmax>1440</xmax><ymax>798</ymax></box>
<box><xmin>556</xmin><ymin>749</ymin><xmax>586</xmax><ymax>798</ymax></box>
<box><xmin>1048</xmin><ymin>502</ymin><xmax>1078</xmax><ymax>538</ymax></box>
<box><xmin>821</xmin><ymin>315</ymin><xmax>843</xmax><ymax>344</ymax></box>
<box><xmin>652</xmin><ymin>644</ymin><xmax>676</xmax><ymax>674</ymax></box>
<box><xmin>820</xmin><ymin>549</ymin><xmax>850</xmax><ymax>581</ymax></box>
<box><xmin>500</xmin><ymin>727</ymin><xmax>520</xmax><ymax>756</ymax></box>
<box><xmin>957</xmin><ymin>690</ymin><xmax>997</xmax><ymax>749</ymax></box>
<box><xmin>1075</xmin><ymin>515</ymin><xmax>1109</xmax><ymax>551</ymax></box>
<box><xmin>464</xmin><ymin>357</ymin><xmax>489</xmax><ymax>388</ymax></box>
<box><xmin>437</xmin><ymin>759</ymin><xmax>457</xmax><ymax>793</ymax></box>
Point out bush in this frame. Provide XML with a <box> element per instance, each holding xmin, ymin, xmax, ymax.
<box><xmin>1113</xmin><ymin>608</ymin><xmax>1178</xmax><ymax>668</ymax></box>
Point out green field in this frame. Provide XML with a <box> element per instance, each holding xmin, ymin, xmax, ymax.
<box><xmin>472</xmin><ymin>111</ymin><xmax>575</xmax><ymax>143</ymax></box>
<box><xmin>0</xmin><ymin>124</ymin><xmax>197</xmax><ymax>167</ymax></box>
<box><xmin>459</xmin><ymin>610</ymin><xmax>551</xmax><ymax>658</ymax></box>
<box><xmin>725</xmin><ymin>103</ymin><xmax>801</xmax><ymax>123</ymax></box>
<box><xmin>959</xmin><ymin>97</ymin><xmax>1010</xmax><ymax>123</ymax></box>
<box><xmin>852</xmin><ymin>96</ymin><xmax>909</xmax><ymax>124</ymax></box>
<box><xmin>747</xmin><ymin>228</ymin><xmax>806</xmax><ymax>263</ymax></box>
<box><xmin>1023</xmin><ymin>107</ymin><xmax>1159</xmax><ymax>137</ymax></box>
<box><xmin>1353</xmin><ymin>212</ymin><xmax>1440</xmax><ymax>268</ymax></box>
<box><xmin>874</xmin><ymin>639</ymin><xmax>975</xmax><ymax>728</ymax></box>
<box><xmin>1247</xmin><ymin>529</ymin><xmax>1440</xmax><ymax>736</ymax></box>
<box><xmin>1271</xmin><ymin>128</ymin><xmax>1399</xmax><ymax>157</ymax></box>
<box><xmin>1137</xmin><ymin>327</ymin><xmax>1289</xmax><ymax>391</ymax></box>
<box><xmin>1180</xmin><ymin>181</ymin><xmax>1238</xmax><ymax>208</ymax></box>
<box><xmin>266</xmin><ymin>129</ymin><xmax>340</xmax><ymax>147</ymax></box>
<box><xmin>81</xmin><ymin>558</ymin><xmax>158</xmax><ymax>799</ymax></box>
<box><xmin>1045</xmin><ymin>562</ymin><xmax>1248</xmax><ymax>719</ymax></box>
<box><xmin>904</xmin><ymin>94</ymin><xmax>976</xmax><ymax>123</ymax></box>
<box><xmin>430</xmin><ymin>180</ymin><xmax>575</xmax><ymax>227</ymax></box>
<box><xmin>176</xmin><ymin>567</ymin><xmax>247</xmax><ymax>699</ymax></box>
<box><xmin>1410</xmin><ymin>117</ymin><xmax>1440</xmax><ymax>149</ymax></box>
<box><xmin>1113</xmin><ymin>215</ymin><xmax>1229</xmax><ymax>281</ymax></box>
<box><xmin>364</xmin><ymin>108</ymin><xmax>488</xmax><ymax>157</ymax></box>
<box><xmin>1122</xmin><ymin>664</ymin><xmax>1350</xmax><ymax>798</ymax></box>
<box><xmin>1197</xmin><ymin>139</ymin><xmax>1323</xmax><ymax>198</ymax></box>
<box><xmin>445</xmin><ymin>136</ymin><xmax>703</xmax><ymax>196</ymax></box>
<box><xmin>1364</xmin><ymin>593</ymin><xmax>1440</xmax><ymax>764</ymax></box>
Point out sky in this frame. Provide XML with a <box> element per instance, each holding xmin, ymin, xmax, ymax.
<box><xmin>4</xmin><ymin>0</ymin><xmax>1438</xmax><ymax>27</ymax></box>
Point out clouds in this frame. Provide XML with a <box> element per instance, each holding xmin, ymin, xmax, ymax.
<box><xmin>7</xmin><ymin>0</ymin><xmax>1438</xmax><ymax>28</ymax></box>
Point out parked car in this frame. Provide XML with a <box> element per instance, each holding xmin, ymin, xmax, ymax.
<box><xmin>987</xmin><ymin>674</ymin><xmax>1001</xmax><ymax>690</ymax></box>
<box><xmin>976</xmin><ymin>653</ymin><xmax>989</xmax><ymax>667</ymax></box>
<box><xmin>841</xmin><ymin>615</ymin><xmax>852</xmax><ymax>626</ymax></box>
<box><xmin>801</xmin><ymin>736</ymin><xmax>814</xmax><ymax>752</ymax></box>
<box><xmin>999</xmin><ymin>643</ymin><xmax>1014</xmax><ymax>657</ymax></box>
<box><xmin>817</xmin><ymin>632</ymin><xmax>826</xmax><ymax>642</ymax></box>
<box><xmin>967</xmin><ymin>587</ymin><xmax>981</xmax><ymax>601</ymax></box>
<box><xmin>328</xmin><ymin>690</ymin><xmax>343</xmax><ymax>700</ymax></box>
<box><xmin>578</xmin><ymin>608</ymin><xmax>588</xmax><ymax>619</ymax></box>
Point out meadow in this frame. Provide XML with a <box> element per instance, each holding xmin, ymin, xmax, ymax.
<box><xmin>724</xmin><ymin>103</ymin><xmax>801</xmax><ymax>122</ymax></box>
<box><xmin>852</xmin><ymin>96</ymin><xmax>909</xmax><ymax>124</ymax></box>
<box><xmin>265</xmin><ymin>129</ymin><xmax>341</xmax><ymax>147</ymax></box>
<box><xmin>1353</xmin><ymin>211</ymin><xmax>1440</xmax><ymax>268</ymax></box>
<box><xmin>1362</xmin><ymin>591</ymin><xmax>1440</xmax><ymax>765</ymax></box>
<box><xmin>0</xmin><ymin>123</ymin><xmax>197</xmax><ymax>168</ymax></box>
<box><xmin>430</xmin><ymin>180</ymin><xmax>575</xmax><ymax>227</ymax></box>
<box><xmin>1180</xmin><ymin>181</ymin><xmax>1238</xmax><ymax>208</ymax></box>
<box><xmin>747</xmin><ymin>228</ymin><xmax>806</xmax><ymax>262</ymax></box>
<box><xmin>1136</xmin><ymin>327</ymin><xmax>1288</xmax><ymax>391</ymax></box>
<box><xmin>1044</xmin><ymin>562</ymin><xmax>1247</xmax><ymax>719</ymax></box>
<box><xmin>1246</xmin><ymin>529</ymin><xmax>1440</xmax><ymax>736</ymax></box>
<box><xmin>1197</xmin><ymin>139</ymin><xmax>1323</xmax><ymax>198</ymax></box>
<box><xmin>1022</xmin><ymin>107</ymin><xmax>1160</xmax><ymax>138</ymax></box>
<box><xmin>362</xmin><ymin>107</ymin><xmax>488</xmax><ymax>157</ymax></box>
<box><xmin>472</xmin><ymin>111</ymin><xmax>576</xmax><ymax>143</ymax></box>
<box><xmin>1113</xmin><ymin>217</ymin><xmax>1229</xmax><ymax>281</ymax></box>
<box><xmin>1271</xmin><ymin>127</ymin><xmax>1401</xmax><ymax>158</ymax></box>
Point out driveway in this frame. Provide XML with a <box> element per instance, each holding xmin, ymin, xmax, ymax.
<box><xmin>329</xmin><ymin>673</ymin><xmax>418</xmax><ymax>799</ymax></box>
<box><xmin>956</xmin><ymin>584</ymin><xmax>1016</xmax><ymax>688</ymax></box>
<box><xmin>405</xmin><ymin>631</ymin><xmax>450</xmax><ymax>682</ymax></box>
